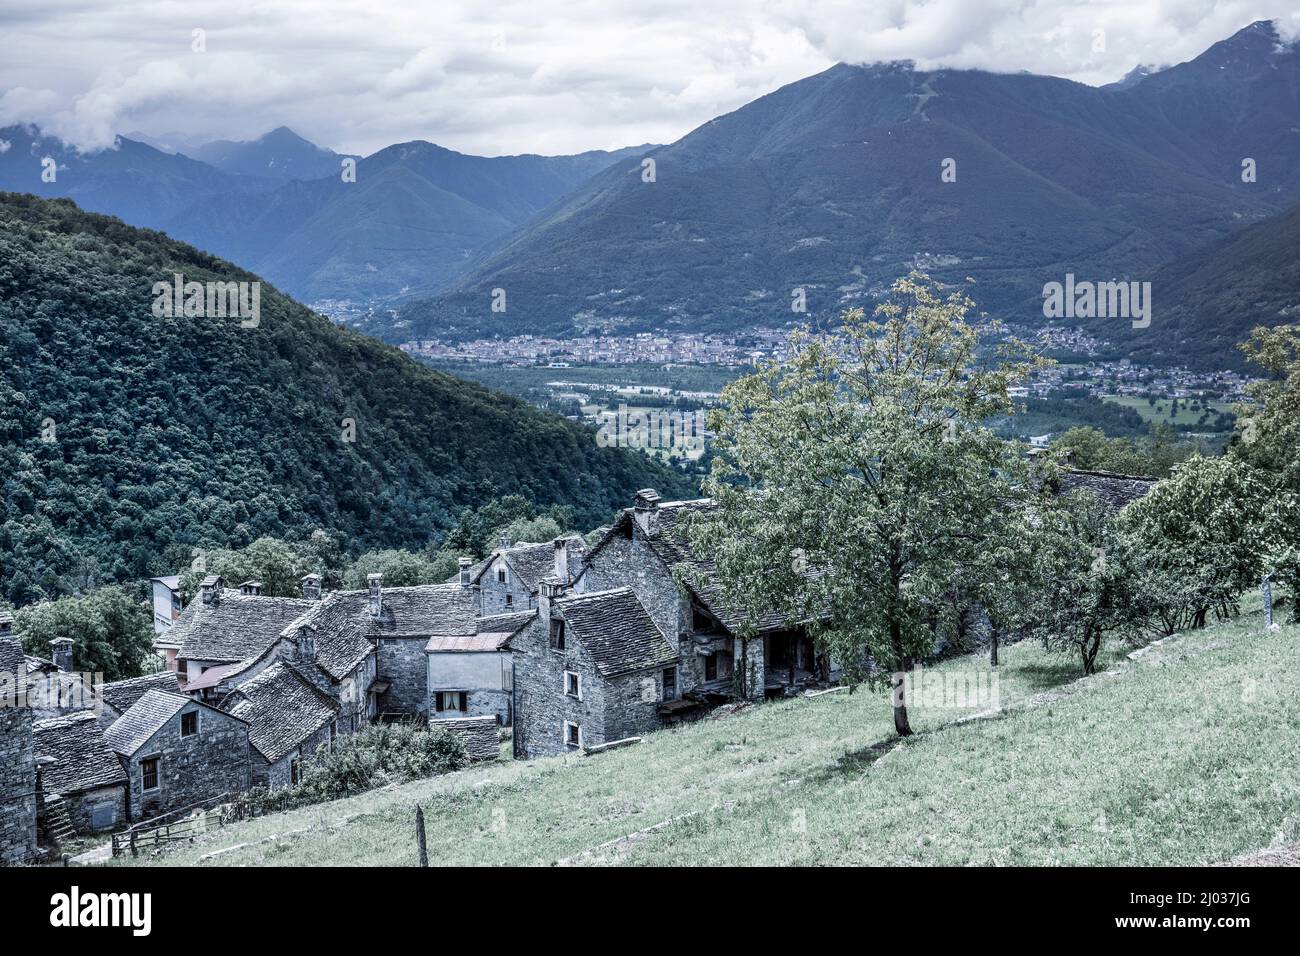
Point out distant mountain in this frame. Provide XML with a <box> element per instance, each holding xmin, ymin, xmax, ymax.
<box><xmin>0</xmin><ymin>193</ymin><xmax>696</xmax><ymax>604</ymax></box>
<box><xmin>187</xmin><ymin>126</ymin><xmax>352</xmax><ymax>183</ymax></box>
<box><xmin>1111</xmin><ymin>201</ymin><xmax>1300</xmax><ymax>371</ymax></box>
<box><xmin>162</xmin><ymin>141</ymin><xmax>652</xmax><ymax>308</ymax></box>
<box><xmin>389</xmin><ymin>21</ymin><xmax>1299</xmax><ymax>349</ymax></box>
<box><xmin>0</xmin><ymin>125</ymin><xmax>250</xmax><ymax>230</ymax></box>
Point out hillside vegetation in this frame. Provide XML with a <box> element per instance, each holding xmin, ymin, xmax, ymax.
<box><xmin>0</xmin><ymin>194</ymin><xmax>695</xmax><ymax>604</ymax></box>
<box><xmin>117</xmin><ymin>608</ymin><xmax>1299</xmax><ymax>867</ymax></box>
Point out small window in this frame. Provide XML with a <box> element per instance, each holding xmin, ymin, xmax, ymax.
<box><xmin>435</xmin><ymin>691</ymin><xmax>468</xmax><ymax>713</ymax></box>
<box><xmin>505</xmin><ymin>593</ymin><xmax>513</xmax><ymax>607</ymax></box>
<box><xmin>141</xmin><ymin>757</ymin><xmax>160</xmax><ymax>792</ymax></box>
<box><xmin>564</xmin><ymin>721</ymin><xmax>581</xmax><ymax>749</ymax></box>
<box><xmin>497</xmin><ymin>568</ymin><xmax>507</xmax><ymax>584</ymax></box>
<box><xmin>549</xmin><ymin>618</ymin><xmax>565</xmax><ymax>650</ymax></box>
<box><xmin>663</xmin><ymin>666</ymin><xmax>678</xmax><ymax>700</ymax></box>
<box><xmin>180</xmin><ymin>710</ymin><xmax>198</xmax><ymax>737</ymax></box>
<box><xmin>564</xmin><ymin>671</ymin><xmax>581</xmax><ymax>699</ymax></box>
<box><xmin>704</xmin><ymin>653</ymin><xmax>718</xmax><ymax>682</ymax></box>
<box><xmin>290</xmin><ymin>757</ymin><xmax>302</xmax><ymax>786</ymax></box>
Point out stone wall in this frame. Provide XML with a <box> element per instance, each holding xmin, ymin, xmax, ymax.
<box><xmin>125</xmin><ymin>705</ymin><xmax>250</xmax><ymax>821</ymax></box>
<box><xmin>511</xmin><ymin>616</ymin><xmax>609</xmax><ymax>758</ymax></box>
<box><xmin>602</xmin><ymin>669</ymin><xmax>671</xmax><ymax>743</ymax></box>
<box><xmin>0</xmin><ymin>704</ymin><xmax>37</xmax><ymax>863</ymax></box>
<box><xmin>65</xmin><ymin>785</ymin><xmax>127</xmax><ymax>833</ymax></box>
<box><xmin>433</xmin><ymin>715</ymin><xmax>499</xmax><ymax>762</ymax></box>
<box><xmin>376</xmin><ymin>638</ymin><xmax>429</xmax><ymax>717</ymax></box>
<box><xmin>478</xmin><ymin>557</ymin><xmax>529</xmax><ymax>615</ymax></box>
<box><xmin>257</xmin><ymin>721</ymin><xmax>333</xmax><ymax>791</ymax></box>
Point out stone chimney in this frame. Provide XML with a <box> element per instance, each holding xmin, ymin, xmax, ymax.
<box><xmin>239</xmin><ymin>580</ymin><xmax>263</xmax><ymax>597</ymax></box>
<box><xmin>458</xmin><ymin>557</ymin><xmax>472</xmax><ymax>589</ymax></box>
<box><xmin>367</xmin><ymin>573</ymin><xmax>383</xmax><ymax>618</ymax></box>
<box><xmin>49</xmin><ymin>637</ymin><xmax>73</xmax><ymax>673</ymax></box>
<box><xmin>632</xmin><ymin>488</ymin><xmax>661</xmax><ymax>535</ymax></box>
<box><xmin>200</xmin><ymin>575</ymin><xmax>224</xmax><ymax>606</ymax></box>
<box><xmin>301</xmin><ymin>573</ymin><xmax>322</xmax><ymax>602</ymax></box>
<box><xmin>499</xmin><ymin>534</ymin><xmax>513</xmax><ymax>550</ymax></box>
<box><xmin>296</xmin><ymin>624</ymin><xmax>317</xmax><ymax>664</ymax></box>
<box><xmin>0</xmin><ymin>611</ymin><xmax>12</xmax><ymax>638</ymax></box>
<box><xmin>552</xmin><ymin>537</ymin><xmax>570</xmax><ymax>586</ymax></box>
<box><xmin>538</xmin><ymin>576</ymin><xmax>566</xmax><ymax>622</ymax></box>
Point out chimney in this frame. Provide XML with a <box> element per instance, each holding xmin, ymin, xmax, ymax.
<box><xmin>499</xmin><ymin>534</ymin><xmax>513</xmax><ymax>550</ymax></box>
<box><xmin>552</xmin><ymin>537</ymin><xmax>570</xmax><ymax>586</ymax></box>
<box><xmin>367</xmin><ymin>573</ymin><xmax>383</xmax><ymax>618</ymax></box>
<box><xmin>200</xmin><ymin>575</ymin><xmax>223</xmax><ymax>606</ymax></box>
<box><xmin>632</xmin><ymin>488</ymin><xmax>661</xmax><ymax>535</ymax></box>
<box><xmin>301</xmin><ymin>573</ymin><xmax>322</xmax><ymax>602</ymax></box>
<box><xmin>239</xmin><ymin>580</ymin><xmax>263</xmax><ymax>597</ymax></box>
<box><xmin>538</xmin><ymin>576</ymin><xmax>566</xmax><ymax>624</ymax></box>
<box><xmin>49</xmin><ymin>637</ymin><xmax>73</xmax><ymax>673</ymax></box>
<box><xmin>0</xmin><ymin>611</ymin><xmax>12</xmax><ymax>638</ymax></box>
<box><xmin>458</xmin><ymin>557</ymin><xmax>472</xmax><ymax>589</ymax></box>
<box><xmin>296</xmin><ymin>624</ymin><xmax>317</xmax><ymax>664</ymax></box>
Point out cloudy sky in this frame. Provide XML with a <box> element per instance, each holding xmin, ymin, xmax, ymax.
<box><xmin>1</xmin><ymin>0</ymin><xmax>1297</xmax><ymax>157</ymax></box>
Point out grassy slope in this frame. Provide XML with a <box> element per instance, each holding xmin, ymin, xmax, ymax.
<box><xmin>115</xmin><ymin>614</ymin><xmax>1299</xmax><ymax>867</ymax></box>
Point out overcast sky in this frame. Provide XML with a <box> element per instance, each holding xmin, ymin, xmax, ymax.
<box><xmin>1</xmin><ymin>0</ymin><xmax>1297</xmax><ymax>157</ymax></box>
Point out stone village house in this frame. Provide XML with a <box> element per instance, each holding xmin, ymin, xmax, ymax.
<box><xmin>0</xmin><ymin>638</ymin><xmax>38</xmax><ymax>863</ymax></box>
<box><xmin>221</xmin><ymin>662</ymin><xmax>340</xmax><ymax>789</ymax></box>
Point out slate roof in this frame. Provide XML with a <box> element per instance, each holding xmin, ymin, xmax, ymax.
<box><xmin>33</xmin><ymin>711</ymin><xmax>127</xmax><ymax>795</ymax></box>
<box><xmin>100</xmin><ymin>672</ymin><xmax>183</xmax><ymax>716</ymax></box>
<box><xmin>221</xmin><ymin>662</ymin><xmax>338</xmax><ymax>765</ymax></box>
<box><xmin>554</xmin><ymin>587</ymin><xmax>678</xmax><ymax>677</ymax></box>
<box><xmin>105</xmin><ymin>689</ymin><xmax>208</xmax><ymax>757</ymax></box>
<box><xmin>587</xmin><ymin>498</ymin><xmax>797</xmax><ymax>634</ymax></box>
<box><xmin>174</xmin><ymin>590</ymin><xmax>315</xmax><ymax>664</ymax></box>
<box><xmin>472</xmin><ymin>537</ymin><xmax>586</xmax><ymax>592</ymax></box>
<box><xmin>365</xmin><ymin>584</ymin><xmax>479</xmax><ymax>639</ymax></box>
<box><xmin>431</xmin><ymin>609</ymin><xmax>535</xmax><ymax>653</ymax></box>
<box><xmin>279</xmin><ymin>593</ymin><xmax>376</xmax><ymax>681</ymax></box>
<box><xmin>1057</xmin><ymin>469</ymin><xmax>1158</xmax><ymax>511</ymax></box>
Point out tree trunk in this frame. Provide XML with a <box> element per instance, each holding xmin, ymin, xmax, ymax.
<box><xmin>891</xmin><ymin>668</ymin><xmax>912</xmax><ymax>736</ymax></box>
<box><xmin>990</xmin><ymin>630</ymin><xmax>999</xmax><ymax>668</ymax></box>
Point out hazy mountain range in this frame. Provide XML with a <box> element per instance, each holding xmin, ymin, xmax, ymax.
<box><xmin>3</xmin><ymin>19</ymin><xmax>1298</xmax><ymax>369</ymax></box>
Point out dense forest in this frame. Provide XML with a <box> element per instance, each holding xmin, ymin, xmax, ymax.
<box><xmin>0</xmin><ymin>194</ymin><xmax>696</xmax><ymax>605</ymax></box>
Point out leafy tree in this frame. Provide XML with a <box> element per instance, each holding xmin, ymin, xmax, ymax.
<box><xmin>441</xmin><ymin>496</ymin><xmax>576</xmax><ymax>558</ymax></box>
<box><xmin>1014</xmin><ymin>491</ymin><xmax>1152</xmax><ymax>674</ymax></box>
<box><xmin>15</xmin><ymin>585</ymin><xmax>153</xmax><ymax>680</ymax></box>
<box><xmin>178</xmin><ymin>537</ymin><xmax>325</xmax><ymax>600</ymax></box>
<box><xmin>342</xmin><ymin>550</ymin><xmax>450</xmax><ymax>589</ymax></box>
<box><xmin>1124</xmin><ymin>456</ymin><xmax>1275</xmax><ymax>630</ymax></box>
<box><xmin>689</xmin><ymin>274</ymin><xmax>1038</xmax><ymax>735</ymax></box>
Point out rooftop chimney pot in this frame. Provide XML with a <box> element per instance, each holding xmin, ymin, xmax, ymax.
<box><xmin>49</xmin><ymin>637</ymin><xmax>73</xmax><ymax>673</ymax></box>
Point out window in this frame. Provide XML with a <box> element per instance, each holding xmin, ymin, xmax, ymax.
<box><xmin>564</xmin><ymin>671</ymin><xmax>581</xmax><ymax>699</ymax></box>
<box><xmin>549</xmin><ymin>618</ymin><xmax>565</xmax><ymax>650</ymax></box>
<box><xmin>564</xmin><ymin>721</ymin><xmax>581</xmax><ymax>749</ymax></box>
<box><xmin>704</xmin><ymin>653</ymin><xmax>718</xmax><ymax>682</ymax></box>
<box><xmin>505</xmin><ymin>593</ymin><xmax>513</xmax><ymax>607</ymax></box>
<box><xmin>180</xmin><ymin>710</ymin><xmax>198</xmax><ymax>737</ymax></box>
<box><xmin>290</xmin><ymin>757</ymin><xmax>302</xmax><ymax>786</ymax></box>
<box><xmin>663</xmin><ymin>666</ymin><xmax>678</xmax><ymax>700</ymax></box>
<box><xmin>497</xmin><ymin>568</ymin><xmax>507</xmax><ymax>584</ymax></box>
<box><xmin>141</xmin><ymin>757</ymin><xmax>160</xmax><ymax>792</ymax></box>
<box><xmin>435</xmin><ymin>691</ymin><xmax>468</xmax><ymax>713</ymax></box>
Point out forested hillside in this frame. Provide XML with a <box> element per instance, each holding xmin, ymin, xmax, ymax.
<box><xmin>0</xmin><ymin>194</ymin><xmax>695</xmax><ymax>604</ymax></box>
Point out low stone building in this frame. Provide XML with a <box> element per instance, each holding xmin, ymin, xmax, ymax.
<box><xmin>0</xmin><ymin>638</ymin><xmax>38</xmax><ymax>864</ymax></box>
<box><xmin>1054</xmin><ymin>468</ymin><xmax>1158</xmax><ymax>511</ymax></box>
<box><xmin>104</xmin><ymin>689</ymin><xmax>250</xmax><ymax>822</ymax></box>
<box><xmin>221</xmin><ymin>662</ymin><xmax>340</xmax><ymax>790</ymax></box>
<box><xmin>426</xmin><ymin>610</ymin><xmax>531</xmax><ymax>725</ymax></box>
<box><xmin>509</xmin><ymin>581</ymin><xmax>680</xmax><ymax>758</ymax></box>
<box><xmin>32</xmin><ymin>711</ymin><xmax>128</xmax><ymax>833</ymax></box>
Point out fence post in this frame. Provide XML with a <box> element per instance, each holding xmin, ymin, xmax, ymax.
<box><xmin>1263</xmin><ymin>574</ymin><xmax>1274</xmax><ymax>629</ymax></box>
<box><xmin>415</xmin><ymin>806</ymin><xmax>428</xmax><ymax>867</ymax></box>
<box><xmin>129</xmin><ymin>830</ymin><xmax>137</xmax><ymax>858</ymax></box>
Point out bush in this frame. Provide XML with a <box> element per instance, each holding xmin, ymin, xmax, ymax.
<box><xmin>229</xmin><ymin>722</ymin><xmax>467</xmax><ymax>818</ymax></box>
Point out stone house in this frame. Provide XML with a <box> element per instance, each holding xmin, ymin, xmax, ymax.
<box><xmin>104</xmin><ymin>689</ymin><xmax>250</xmax><ymax>822</ymax></box>
<box><xmin>509</xmin><ymin>581</ymin><xmax>680</xmax><ymax>758</ymax></box>
<box><xmin>32</xmin><ymin>711</ymin><xmax>128</xmax><ymax>833</ymax></box>
<box><xmin>579</xmin><ymin>489</ymin><xmax>821</xmax><ymax>704</ymax></box>
<box><xmin>97</xmin><ymin>672</ymin><xmax>185</xmax><ymax>728</ymax></box>
<box><xmin>1054</xmin><ymin>468</ymin><xmax>1158</xmax><ymax>510</ymax></box>
<box><xmin>425</xmin><ymin>610</ymin><xmax>531</xmax><ymax>725</ymax></box>
<box><xmin>472</xmin><ymin>535</ymin><xmax>586</xmax><ymax>614</ymax></box>
<box><xmin>220</xmin><ymin>662</ymin><xmax>340</xmax><ymax>790</ymax></box>
<box><xmin>173</xmin><ymin>575</ymin><xmax>314</xmax><ymax>684</ymax></box>
<box><xmin>0</xmin><ymin>638</ymin><xmax>38</xmax><ymax>864</ymax></box>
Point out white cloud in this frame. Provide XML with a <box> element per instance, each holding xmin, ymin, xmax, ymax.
<box><xmin>0</xmin><ymin>0</ymin><xmax>1292</xmax><ymax>156</ymax></box>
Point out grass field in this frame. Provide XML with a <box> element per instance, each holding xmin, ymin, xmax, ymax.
<box><xmin>111</xmin><ymin>609</ymin><xmax>1298</xmax><ymax>867</ymax></box>
<box><xmin>1103</xmin><ymin>394</ymin><xmax>1236</xmax><ymax>431</ymax></box>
